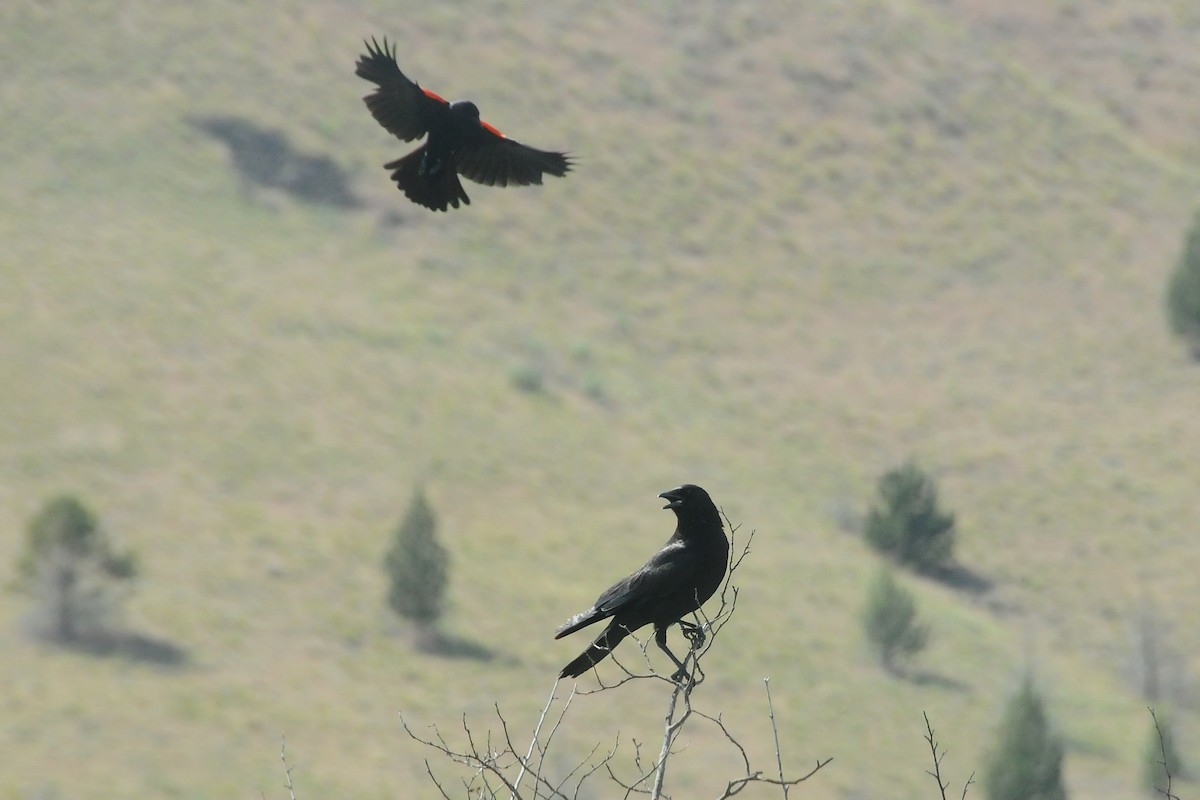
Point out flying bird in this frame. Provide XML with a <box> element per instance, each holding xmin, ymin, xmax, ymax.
<box><xmin>555</xmin><ymin>484</ymin><xmax>729</xmax><ymax>682</ymax></box>
<box><xmin>355</xmin><ymin>37</ymin><xmax>572</xmax><ymax>211</ymax></box>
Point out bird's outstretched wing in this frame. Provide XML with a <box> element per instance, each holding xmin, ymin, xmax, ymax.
<box><xmin>355</xmin><ymin>37</ymin><xmax>447</xmax><ymax>142</ymax></box>
<box><xmin>456</xmin><ymin>135</ymin><xmax>572</xmax><ymax>187</ymax></box>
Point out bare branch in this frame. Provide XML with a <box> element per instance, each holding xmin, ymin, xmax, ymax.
<box><xmin>697</xmin><ymin>688</ymin><xmax>831</xmax><ymax>798</ymax></box>
<box><xmin>764</xmin><ymin>678</ymin><xmax>789</xmax><ymax>799</ymax></box>
<box><xmin>524</xmin><ymin>683</ymin><xmax>579</xmax><ymax>797</ymax></box>
<box><xmin>697</xmin><ymin>710</ymin><xmax>751</xmax><ymax>775</ymax></box>
<box><xmin>719</xmin><ymin>761</ymin><xmax>831</xmax><ymax>799</ymax></box>
<box><xmin>1149</xmin><ymin>707</ymin><xmax>1182</xmax><ymax>800</ymax></box>
<box><xmin>650</xmin><ymin>678</ymin><xmax>688</xmax><ymax>799</ymax></box>
<box><xmin>424</xmin><ymin>759</ymin><xmax>453</xmax><ymax>800</ymax></box>
<box><xmin>923</xmin><ymin>711</ymin><xmax>972</xmax><ymax>800</ymax></box>
<box><xmin>400</xmin><ymin>693</ymin><xmax>618</xmax><ymax>800</ymax></box>
<box><xmin>279</xmin><ymin>735</ymin><xmax>298</xmax><ymax>800</ymax></box>
<box><xmin>923</xmin><ymin>711</ymin><xmax>949</xmax><ymax>800</ymax></box>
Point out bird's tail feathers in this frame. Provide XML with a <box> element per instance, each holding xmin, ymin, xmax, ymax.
<box><xmin>554</xmin><ymin>607</ymin><xmax>604</xmax><ymax>640</ymax></box>
<box><xmin>385</xmin><ymin>148</ymin><xmax>468</xmax><ymax>211</ymax></box>
<box><xmin>559</xmin><ymin>623</ymin><xmax>630</xmax><ymax>679</ymax></box>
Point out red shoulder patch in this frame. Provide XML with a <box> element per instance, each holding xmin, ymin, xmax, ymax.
<box><xmin>481</xmin><ymin>120</ymin><xmax>506</xmax><ymax>138</ymax></box>
<box><xmin>422</xmin><ymin>88</ymin><xmax>448</xmax><ymax>105</ymax></box>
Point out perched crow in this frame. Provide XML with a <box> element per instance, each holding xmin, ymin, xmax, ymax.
<box><xmin>355</xmin><ymin>37</ymin><xmax>572</xmax><ymax>212</ymax></box>
<box><xmin>556</xmin><ymin>484</ymin><xmax>729</xmax><ymax>682</ymax></box>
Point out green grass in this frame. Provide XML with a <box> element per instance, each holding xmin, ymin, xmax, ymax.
<box><xmin>2</xmin><ymin>1</ymin><xmax>1200</xmax><ymax>798</ymax></box>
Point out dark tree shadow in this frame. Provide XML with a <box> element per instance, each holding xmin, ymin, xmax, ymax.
<box><xmin>417</xmin><ymin>629</ymin><xmax>499</xmax><ymax>662</ymax></box>
<box><xmin>30</xmin><ymin>626</ymin><xmax>189</xmax><ymax>669</ymax></box>
<box><xmin>907</xmin><ymin>669</ymin><xmax>971</xmax><ymax>692</ymax></box>
<box><xmin>924</xmin><ymin>562</ymin><xmax>993</xmax><ymax>595</ymax></box>
<box><xmin>187</xmin><ymin>115</ymin><xmax>362</xmax><ymax>209</ymax></box>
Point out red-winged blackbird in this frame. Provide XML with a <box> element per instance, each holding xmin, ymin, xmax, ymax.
<box><xmin>555</xmin><ymin>484</ymin><xmax>729</xmax><ymax>682</ymax></box>
<box><xmin>355</xmin><ymin>37</ymin><xmax>572</xmax><ymax>212</ymax></box>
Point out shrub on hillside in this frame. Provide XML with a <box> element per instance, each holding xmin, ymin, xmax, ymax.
<box><xmin>1166</xmin><ymin>210</ymin><xmax>1200</xmax><ymax>359</ymax></box>
<box><xmin>982</xmin><ymin>676</ymin><xmax>1068</xmax><ymax>800</ymax></box>
<box><xmin>17</xmin><ymin>494</ymin><xmax>138</xmax><ymax>643</ymax></box>
<box><xmin>383</xmin><ymin>488</ymin><xmax>449</xmax><ymax>647</ymax></box>
<box><xmin>863</xmin><ymin>461</ymin><xmax>955</xmax><ymax>573</ymax></box>
<box><xmin>861</xmin><ymin>567</ymin><xmax>928</xmax><ymax>674</ymax></box>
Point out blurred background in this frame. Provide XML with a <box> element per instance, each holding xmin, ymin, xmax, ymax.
<box><xmin>2</xmin><ymin>1</ymin><xmax>1198</xmax><ymax>797</ymax></box>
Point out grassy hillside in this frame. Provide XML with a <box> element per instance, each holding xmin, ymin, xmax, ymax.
<box><xmin>2</xmin><ymin>1</ymin><xmax>1199</xmax><ymax>798</ymax></box>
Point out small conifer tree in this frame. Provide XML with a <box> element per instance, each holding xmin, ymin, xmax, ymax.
<box><xmin>383</xmin><ymin>488</ymin><xmax>449</xmax><ymax>645</ymax></box>
<box><xmin>864</xmin><ymin>461</ymin><xmax>955</xmax><ymax>573</ymax></box>
<box><xmin>1166</xmin><ymin>210</ymin><xmax>1200</xmax><ymax>359</ymax></box>
<box><xmin>18</xmin><ymin>494</ymin><xmax>137</xmax><ymax>643</ymax></box>
<box><xmin>983</xmin><ymin>676</ymin><xmax>1068</xmax><ymax>800</ymax></box>
<box><xmin>862</xmin><ymin>568</ymin><xmax>928</xmax><ymax>674</ymax></box>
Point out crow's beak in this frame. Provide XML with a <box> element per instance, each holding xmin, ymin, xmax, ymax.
<box><xmin>659</xmin><ymin>491</ymin><xmax>681</xmax><ymax>510</ymax></box>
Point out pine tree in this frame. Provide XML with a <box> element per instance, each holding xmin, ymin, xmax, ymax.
<box><xmin>864</xmin><ymin>461</ymin><xmax>955</xmax><ymax>573</ymax></box>
<box><xmin>18</xmin><ymin>494</ymin><xmax>137</xmax><ymax>643</ymax></box>
<box><xmin>861</xmin><ymin>568</ymin><xmax>928</xmax><ymax>674</ymax></box>
<box><xmin>983</xmin><ymin>676</ymin><xmax>1068</xmax><ymax>800</ymax></box>
<box><xmin>1166</xmin><ymin>209</ymin><xmax>1200</xmax><ymax>359</ymax></box>
<box><xmin>383</xmin><ymin>488</ymin><xmax>449</xmax><ymax>644</ymax></box>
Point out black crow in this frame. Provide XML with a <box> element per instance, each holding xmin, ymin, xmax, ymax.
<box><xmin>556</xmin><ymin>484</ymin><xmax>729</xmax><ymax>681</ymax></box>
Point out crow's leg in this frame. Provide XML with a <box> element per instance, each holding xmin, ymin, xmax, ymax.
<box><xmin>677</xmin><ymin>619</ymin><xmax>707</xmax><ymax>651</ymax></box>
<box><xmin>655</xmin><ymin>626</ymin><xmax>691</xmax><ymax>683</ymax></box>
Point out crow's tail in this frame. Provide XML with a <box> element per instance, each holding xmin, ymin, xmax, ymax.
<box><xmin>559</xmin><ymin>622</ymin><xmax>630</xmax><ymax>679</ymax></box>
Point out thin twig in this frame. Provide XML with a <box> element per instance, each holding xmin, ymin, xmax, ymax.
<box><xmin>923</xmin><ymin>712</ymin><xmax>949</xmax><ymax>800</ymax></box>
<box><xmin>509</xmin><ymin>682</ymin><xmax>561</xmax><ymax>799</ymax></box>
<box><xmin>573</xmin><ymin>734</ymin><xmax>620</xmax><ymax>797</ymax></box>
<box><xmin>697</xmin><ymin>709</ymin><xmax>751</xmax><ymax>775</ymax></box>
<box><xmin>423</xmin><ymin>758</ymin><xmax>453</xmax><ymax>800</ymax></box>
<box><xmin>650</xmin><ymin>678</ymin><xmax>687</xmax><ymax>799</ymax></box>
<box><xmin>923</xmin><ymin>711</ymin><xmax>973</xmax><ymax>800</ymax></box>
<box><xmin>279</xmin><ymin>735</ymin><xmax>298</xmax><ymax>800</ymax></box>
<box><xmin>403</xmin><ymin>700</ymin><xmax>617</xmax><ymax>800</ymax></box>
<box><xmin>1149</xmin><ymin>707</ymin><xmax>1181</xmax><ymax>800</ymax></box>
<box><xmin>764</xmin><ymin>678</ymin><xmax>789</xmax><ymax>798</ymax></box>
<box><xmin>696</xmin><ymin>706</ymin><xmax>831</xmax><ymax>798</ymax></box>
<box><xmin>531</xmin><ymin>683</ymin><xmax>580</xmax><ymax>796</ymax></box>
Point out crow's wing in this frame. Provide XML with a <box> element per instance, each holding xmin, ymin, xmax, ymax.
<box><xmin>355</xmin><ymin>37</ymin><xmax>447</xmax><ymax>142</ymax></box>
<box><xmin>456</xmin><ymin>132</ymin><xmax>571</xmax><ymax>187</ymax></box>
<box><xmin>555</xmin><ymin>540</ymin><xmax>694</xmax><ymax>638</ymax></box>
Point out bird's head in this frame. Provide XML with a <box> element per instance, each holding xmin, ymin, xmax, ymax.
<box><xmin>659</xmin><ymin>484</ymin><xmax>715</xmax><ymax>512</ymax></box>
<box><xmin>449</xmin><ymin>100</ymin><xmax>481</xmax><ymax>121</ymax></box>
